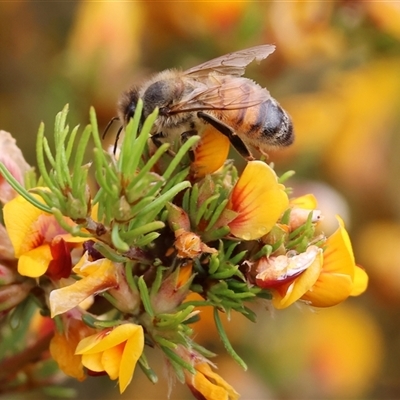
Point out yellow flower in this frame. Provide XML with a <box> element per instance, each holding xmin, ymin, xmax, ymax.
<box><xmin>288</xmin><ymin>194</ymin><xmax>322</xmax><ymax>230</ymax></box>
<box><xmin>75</xmin><ymin>323</ymin><xmax>144</xmax><ymax>394</ymax></box>
<box><xmin>186</xmin><ymin>362</ymin><xmax>239</xmax><ymax>400</ymax></box>
<box><xmin>49</xmin><ymin>253</ymin><xmax>119</xmax><ymax>317</ymax></box>
<box><xmin>300</xmin><ymin>216</ymin><xmax>368</xmax><ymax>307</ymax></box>
<box><xmin>3</xmin><ymin>193</ymin><xmax>84</xmax><ymax>278</ymax></box>
<box><xmin>270</xmin><ymin>217</ymin><xmax>368</xmax><ymax>309</ymax></box>
<box><xmin>226</xmin><ymin>161</ymin><xmax>289</xmax><ymax>240</ymax></box>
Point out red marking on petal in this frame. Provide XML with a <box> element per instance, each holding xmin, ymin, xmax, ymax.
<box><xmin>47</xmin><ymin>238</ymin><xmax>72</xmax><ymax>280</ymax></box>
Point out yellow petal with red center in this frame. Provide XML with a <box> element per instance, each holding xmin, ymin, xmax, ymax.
<box><xmin>49</xmin><ymin>259</ymin><xmax>118</xmax><ymax>317</ymax></box>
<box><xmin>101</xmin><ymin>343</ymin><xmax>124</xmax><ymax>380</ymax></box>
<box><xmin>81</xmin><ymin>351</ymin><xmax>104</xmax><ymax>372</ymax></box>
<box><xmin>272</xmin><ymin>249</ymin><xmax>323</xmax><ymax>309</ymax></box>
<box><xmin>350</xmin><ymin>266</ymin><xmax>368</xmax><ymax>296</ymax></box>
<box><xmin>290</xmin><ymin>193</ymin><xmax>318</xmax><ymax>209</ymax></box>
<box><xmin>191</xmin><ymin>126</ymin><xmax>230</xmax><ymax>179</ymax></box>
<box><xmin>300</xmin><ymin>216</ymin><xmax>357</xmax><ymax>307</ymax></box>
<box><xmin>18</xmin><ymin>244</ymin><xmax>52</xmax><ymax>277</ymax></box>
<box><xmin>76</xmin><ymin>324</ymin><xmax>142</xmax><ymax>354</ymax></box>
<box><xmin>50</xmin><ymin>331</ymin><xmax>86</xmax><ymax>381</ymax></box>
<box><xmin>118</xmin><ymin>327</ymin><xmax>144</xmax><ymax>393</ymax></box>
<box><xmin>3</xmin><ymin>193</ymin><xmax>47</xmax><ymax>257</ymax></box>
<box><xmin>228</xmin><ymin>161</ymin><xmax>289</xmax><ymax>240</ymax></box>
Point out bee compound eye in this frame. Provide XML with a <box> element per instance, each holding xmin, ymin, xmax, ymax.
<box><xmin>126</xmin><ymin>103</ymin><xmax>136</xmax><ymax>122</ymax></box>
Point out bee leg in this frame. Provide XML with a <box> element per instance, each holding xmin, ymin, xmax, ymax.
<box><xmin>181</xmin><ymin>129</ymin><xmax>198</xmax><ymax>161</ymax></box>
<box><xmin>197</xmin><ymin>111</ymin><xmax>254</xmax><ymax>160</ymax></box>
<box><xmin>151</xmin><ymin>132</ymin><xmax>177</xmax><ymax>157</ymax></box>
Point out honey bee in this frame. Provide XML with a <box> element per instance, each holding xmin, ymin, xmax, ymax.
<box><xmin>117</xmin><ymin>44</ymin><xmax>293</xmax><ymax>160</ymax></box>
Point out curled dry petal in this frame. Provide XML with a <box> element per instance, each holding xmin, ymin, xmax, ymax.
<box><xmin>174</xmin><ymin>228</ymin><xmax>217</xmax><ymax>259</ymax></box>
<box><xmin>256</xmin><ymin>245</ymin><xmax>321</xmax><ymax>289</ymax></box>
<box><xmin>49</xmin><ymin>258</ymin><xmax>119</xmax><ymax>317</ymax></box>
<box><xmin>272</xmin><ymin>247</ymin><xmax>323</xmax><ymax>309</ymax></box>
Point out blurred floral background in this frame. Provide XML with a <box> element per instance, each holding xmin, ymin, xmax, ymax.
<box><xmin>1</xmin><ymin>1</ymin><xmax>400</xmax><ymax>399</ymax></box>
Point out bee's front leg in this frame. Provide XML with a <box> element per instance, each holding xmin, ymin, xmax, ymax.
<box><xmin>151</xmin><ymin>132</ymin><xmax>177</xmax><ymax>157</ymax></box>
<box><xmin>180</xmin><ymin>129</ymin><xmax>198</xmax><ymax>161</ymax></box>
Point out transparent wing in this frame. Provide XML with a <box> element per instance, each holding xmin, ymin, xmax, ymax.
<box><xmin>169</xmin><ymin>75</ymin><xmax>270</xmax><ymax>113</ymax></box>
<box><xmin>184</xmin><ymin>44</ymin><xmax>275</xmax><ymax>78</ymax></box>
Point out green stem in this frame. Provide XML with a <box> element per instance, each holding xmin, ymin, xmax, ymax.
<box><xmin>213</xmin><ymin>308</ymin><xmax>247</xmax><ymax>371</ymax></box>
<box><xmin>0</xmin><ymin>162</ymin><xmax>52</xmax><ymax>213</ymax></box>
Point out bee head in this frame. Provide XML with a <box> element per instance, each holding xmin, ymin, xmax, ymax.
<box><xmin>142</xmin><ymin>80</ymin><xmax>178</xmax><ymax>118</ymax></box>
<box><xmin>118</xmin><ymin>88</ymin><xmax>140</xmax><ymax>127</ymax></box>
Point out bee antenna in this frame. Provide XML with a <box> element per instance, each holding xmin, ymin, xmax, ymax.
<box><xmin>102</xmin><ymin>116</ymin><xmax>120</xmax><ymax>140</ymax></box>
<box><xmin>113</xmin><ymin>125</ymin><xmax>124</xmax><ymax>154</ymax></box>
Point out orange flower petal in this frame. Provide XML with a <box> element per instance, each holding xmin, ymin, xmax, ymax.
<box><xmin>18</xmin><ymin>244</ymin><xmax>52</xmax><ymax>277</ymax></box>
<box><xmin>81</xmin><ymin>352</ymin><xmax>104</xmax><ymax>372</ymax></box>
<box><xmin>191</xmin><ymin>126</ymin><xmax>230</xmax><ymax>178</ymax></box>
<box><xmin>300</xmin><ymin>216</ymin><xmax>359</xmax><ymax>307</ymax></box>
<box><xmin>290</xmin><ymin>193</ymin><xmax>318</xmax><ymax>209</ymax></box>
<box><xmin>102</xmin><ymin>343</ymin><xmax>124</xmax><ymax>380</ymax></box>
<box><xmin>228</xmin><ymin>161</ymin><xmax>289</xmax><ymax>240</ymax></box>
<box><xmin>189</xmin><ymin>362</ymin><xmax>239</xmax><ymax>400</ymax></box>
<box><xmin>177</xmin><ymin>262</ymin><xmax>193</xmax><ymax>288</ymax></box>
<box><xmin>119</xmin><ymin>329</ymin><xmax>145</xmax><ymax>393</ymax></box>
<box><xmin>75</xmin><ymin>323</ymin><xmax>144</xmax><ymax>394</ymax></box>
<box><xmin>76</xmin><ymin>324</ymin><xmax>142</xmax><ymax>355</ymax></box>
<box><xmin>350</xmin><ymin>266</ymin><xmax>368</xmax><ymax>296</ymax></box>
<box><xmin>50</xmin><ymin>331</ymin><xmax>86</xmax><ymax>381</ymax></box>
<box><xmin>322</xmin><ymin>216</ymin><xmax>355</xmax><ymax>274</ymax></box>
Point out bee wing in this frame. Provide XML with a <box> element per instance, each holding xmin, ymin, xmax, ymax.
<box><xmin>184</xmin><ymin>44</ymin><xmax>276</xmax><ymax>78</ymax></box>
<box><xmin>170</xmin><ymin>75</ymin><xmax>270</xmax><ymax>113</ymax></box>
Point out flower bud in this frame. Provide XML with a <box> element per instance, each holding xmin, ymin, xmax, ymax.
<box><xmin>115</xmin><ymin>195</ymin><xmax>132</xmax><ymax>221</ymax></box>
<box><xmin>0</xmin><ymin>263</ymin><xmax>18</xmax><ymax>286</ymax></box>
<box><xmin>0</xmin><ymin>281</ymin><xmax>34</xmax><ymax>313</ymax></box>
<box><xmin>108</xmin><ymin>264</ymin><xmax>141</xmax><ymax>314</ymax></box>
<box><xmin>166</xmin><ymin>203</ymin><xmax>191</xmax><ymax>232</ymax></box>
<box><xmin>151</xmin><ymin>263</ymin><xmax>194</xmax><ymax>314</ymax></box>
<box><xmin>66</xmin><ymin>185</ymin><xmax>91</xmax><ymax>221</ymax></box>
<box><xmin>0</xmin><ymin>224</ymin><xmax>15</xmax><ymax>260</ymax></box>
<box><xmin>0</xmin><ymin>130</ymin><xmax>31</xmax><ymax>204</ymax></box>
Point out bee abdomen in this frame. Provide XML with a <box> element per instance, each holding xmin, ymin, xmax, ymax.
<box><xmin>251</xmin><ymin>99</ymin><xmax>293</xmax><ymax>147</ymax></box>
